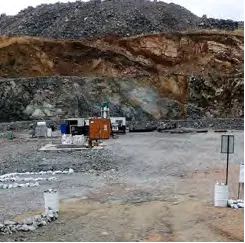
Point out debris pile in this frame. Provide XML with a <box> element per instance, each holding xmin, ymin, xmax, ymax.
<box><xmin>0</xmin><ymin>210</ymin><xmax>59</xmax><ymax>234</ymax></box>
<box><xmin>227</xmin><ymin>199</ymin><xmax>244</xmax><ymax>209</ymax></box>
<box><xmin>198</xmin><ymin>17</ymin><xmax>242</xmax><ymax>30</ymax></box>
<box><xmin>0</xmin><ymin>0</ymin><xmax>198</xmax><ymax>38</ymax></box>
<box><xmin>0</xmin><ymin>0</ymin><xmax>242</xmax><ymax>39</ymax></box>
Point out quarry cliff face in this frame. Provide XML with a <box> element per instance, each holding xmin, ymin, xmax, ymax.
<box><xmin>0</xmin><ymin>30</ymin><xmax>243</xmax><ymax>122</ymax></box>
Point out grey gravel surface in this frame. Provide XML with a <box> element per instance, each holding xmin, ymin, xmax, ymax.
<box><xmin>0</xmin><ymin>130</ymin><xmax>243</xmax><ymax>222</ymax></box>
<box><xmin>0</xmin><ymin>142</ymin><xmax>120</xmax><ymax>175</ymax></box>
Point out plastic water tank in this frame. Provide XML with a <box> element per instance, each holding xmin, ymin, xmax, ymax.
<box><xmin>214</xmin><ymin>184</ymin><xmax>229</xmax><ymax>207</ymax></box>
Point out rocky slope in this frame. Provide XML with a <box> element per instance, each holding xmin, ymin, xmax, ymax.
<box><xmin>0</xmin><ymin>30</ymin><xmax>243</xmax><ymax>122</ymax></box>
<box><xmin>0</xmin><ymin>0</ymin><xmax>242</xmax><ymax>39</ymax></box>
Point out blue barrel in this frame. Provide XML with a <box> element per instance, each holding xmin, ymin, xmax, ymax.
<box><xmin>60</xmin><ymin>123</ymin><xmax>67</xmax><ymax>134</ymax></box>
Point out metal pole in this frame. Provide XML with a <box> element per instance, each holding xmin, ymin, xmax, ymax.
<box><xmin>238</xmin><ymin>183</ymin><xmax>241</xmax><ymax>199</ymax></box>
<box><xmin>225</xmin><ymin>136</ymin><xmax>230</xmax><ymax>185</ymax></box>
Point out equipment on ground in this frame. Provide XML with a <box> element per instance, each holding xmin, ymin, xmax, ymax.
<box><xmin>62</xmin><ymin>118</ymin><xmax>89</xmax><ymax>136</ymax></box>
<box><xmin>60</xmin><ymin>102</ymin><xmax>125</xmax><ymax>147</ymax></box>
<box><xmin>89</xmin><ymin>118</ymin><xmax>111</xmax><ymax>140</ymax></box>
<box><xmin>35</xmin><ymin>122</ymin><xmax>48</xmax><ymax>137</ymax></box>
<box><xmin>110</xmin><ymin>117</ymin><xmax>126</xmax><ymax>134</ymax></box>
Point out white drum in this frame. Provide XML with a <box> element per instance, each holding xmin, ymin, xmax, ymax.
<box><xmin>214</xmin><ymin>184</ymin><xmax>229</xmax><ymax>207</ymax></box>
<box><xmin>44</xmin><ymin>189</ymin><xmax>59</xmax><ymax>214</ymax></box>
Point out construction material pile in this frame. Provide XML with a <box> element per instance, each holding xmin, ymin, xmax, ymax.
<box><xmin>0</xmin><ymin>0</ymin><xmax>241</xmax><ymax>39</ymax></box>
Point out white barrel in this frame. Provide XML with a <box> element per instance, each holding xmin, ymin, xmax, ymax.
<box><xmin>214</xmin><ymin>184</ymin><xmax>229</xmax><ymax>207</ymax></box>
<box><xmin>47</xmin><ymin>128</ymin><xmax>52</xmax><ymax>137</ymax></box>
<box><xmin>44</xmin><ymin>189</ymin><xmax>59</xmax><ymax>214</ymax></box>
<box><xmin>37</xmin><ymin>121</ymin><xmax>46</xmax><ymax>126</ymax></box>
<box><xmin>61</xmin><ymin>134</ymin><xmax>67</xmax><ymax>144</ymax></box>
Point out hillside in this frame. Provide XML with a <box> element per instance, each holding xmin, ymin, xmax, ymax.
<box><xmin>0</xmin><ymin>30</ymin><xmax>243</xmax><ymax>122</ymax></box>
<box><xmin>0</xmin><ymin>0</ymin><xmax>241</xmax><ymax>39</ymax></box>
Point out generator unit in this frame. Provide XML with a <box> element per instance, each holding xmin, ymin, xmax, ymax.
<box><xmin>34</xmin><ymin>121</ymin><xmax>48</xmax><ymax>137</ymax></box>
<box><xmin>89</xmin><ymin>118</ymin><xmax>111</xmax><ymax>140</ymax></box>
<box><xmin>110</xmin><ymin>117</ymin><xmax>126</xmax><ymax>134</ymax></box>
<box><xmin>62</xmin><ymin>118</ymin><xmax>89</xmax><ymax>136</ymax></box>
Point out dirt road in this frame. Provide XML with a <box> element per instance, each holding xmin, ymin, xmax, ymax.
<box><xmin>0</xmin><ymin>130</ymin><xmax>243</xmax><ymax>241</ymax></box>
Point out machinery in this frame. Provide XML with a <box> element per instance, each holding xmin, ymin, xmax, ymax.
<box><xmin>110</xmin><ymin>117</ymin><xmax>126</xmax><ymax>134</ymax></box>
<box><xmin>89</xmin><ymin>118</ymin><xmax>111</xmax><ymax>140</ymax></box>
<box><xmin>34</xmin><ymin>121</ymin><xmax>48</xmax><ymax>137</ymax></box>
<box><xmin>60</xmin><ymin>102</ymin><xmax>125</xmax><ymax>147</ymax></box>
<box><xmin>62</xmin><ymin>118</ymin><xmax>89</xmax><ymax>136</ymax></box>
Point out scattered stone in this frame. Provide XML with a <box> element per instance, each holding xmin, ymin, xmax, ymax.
<box><xmin>27</xmin><ymin>225</ymin><xmax>36</xmax><ymax>231</ymax></box>
<box><xmin>101</xmin><ymin>231</ymin><xmax>109</xmax><ymax>236</ymax></box>
<box><xmin>0</xmin><ymin>169</ymin><xmax>75</xmax><ymax>179</ymax></box>
<box><xmin>18</xmin><ymin>224</ymin><xmax>29</xmax><ymax>232</ymax></box>
<box><xmin>0</xmin><ymin>181</ymin><xmax>41</xmax><ymax>190</ymax></box>
<box><xmin>40</xmin><ymin>220</ymin><xmax>47</xmax><ymax>226</ymax></box>
<box><xmin>68</xmin><ymin>168</ymin><xmax>74</xmax><ymax>174</ymax></box>
<box><xmin>0</xmin><ymin>209</ymin><xmax>59</xmax><ymax>235</ymax></box>
<box><xmin>23</xmin><ymin>217</ymin><xmax>34</xmax><ymax>226</ymax></box>
<box><xmin>4</xmin><ymin>220</ymin><xmax>17</xmax><ymax>226</ymax></box>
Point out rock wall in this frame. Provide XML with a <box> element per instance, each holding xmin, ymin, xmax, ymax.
<box><xmin>0</xmin><ymin>32</ymin><xmax>243</xmax><ymax>123</ymax></box>
<box><xmin>0</xmin><ymin>76</ymin><xmax>165</xmax><ymax>122</ymax></box>
<box><xmin>0</xmin><ymin>75</ymin><xmax>243</xmax><ymax>124</ymax></box>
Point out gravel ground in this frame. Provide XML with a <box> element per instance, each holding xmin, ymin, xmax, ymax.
<box><xmin>0</xmin><ymin>130</ymin><xmax>243</xmax><ymax>241</ymax></box>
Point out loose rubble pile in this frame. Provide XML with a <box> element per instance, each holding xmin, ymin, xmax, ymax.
<box><xmin>198</xmin><ymin>17</ymin><xmax>241</xmax><ymax>30</ymax></box>
<box><xmin>227</xmin><ymin>199</ymin><xmax>244</xmax><ymax>209</ymax></box>
<box><xmin>0</xmin><ymin>0</ymin><xmax>242</xmax><ymax>39</ymax></box>
<box><xmin>0</xmin><ymin>210</ymin><xmax>59</xmax><ymax>234</ymax></box>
